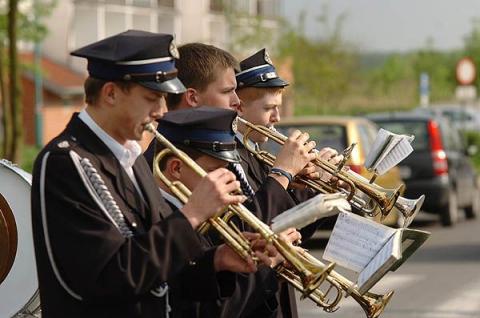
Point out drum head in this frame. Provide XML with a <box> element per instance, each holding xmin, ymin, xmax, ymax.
<box><xmin>0</xmin><ymin>160</ymin><xmax>38</xmax><ymax>317</ymax></box>
<box><xmin>0</xmin><ymin>192</ymin><xmax>18</xmax><ymax>284</ymax></box>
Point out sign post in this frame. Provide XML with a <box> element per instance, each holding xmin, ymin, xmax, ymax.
<box><xmin>419</xmin><ymin>72</ymin><xmax>429</xmax><ymax>107</ymax></box>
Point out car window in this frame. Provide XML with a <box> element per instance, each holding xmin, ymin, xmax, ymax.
<box><xmin>441</xmin><ymin>110</ymin><xmax>464</xmax><ymax>123</ymax></box>
<box><xmin>271</xmin><ymin>124</ymin><xmax>348</xmax><ymax>153</ymax></box>
<box><xmin>440</xmin><ymin>122</ymin><xmax>463</xmax><ymax>151</ymax></box>
<box><xmin>373</xmin><ymin>121</ymin><xmax>429</xmax><ymax>151</ymax></box>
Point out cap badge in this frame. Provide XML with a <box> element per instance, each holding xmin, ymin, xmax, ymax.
<box><xmin>264</xmin><ymin>50</ymin><xmax>273</xmax><ymax>65</ymax></box>
<box><xmin>169</xmin><ymin>41</ymin><xmax>180</xmax><ymax>59</ymax></box>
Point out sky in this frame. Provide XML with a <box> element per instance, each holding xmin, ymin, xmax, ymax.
<box><xmin>282</xmin><ymin>0</ymin><xmax>480</xmax><ymax>52</ymax></box>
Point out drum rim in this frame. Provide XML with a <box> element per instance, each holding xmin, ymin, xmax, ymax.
<box><xmin>0</xmin><ymin>193</ymin><xmax>18</xmax><ymax>285</ymax></box>
<box><xmin>0</xmin><ymin>159</ymin><xmax>38</xmax><ymax>317</ymax></box>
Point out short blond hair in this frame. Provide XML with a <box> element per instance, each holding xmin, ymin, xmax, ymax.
<box><xmin>236</xmin><ymin>86</ymin><xmax>284</xmax><ymax>105</ymax></box>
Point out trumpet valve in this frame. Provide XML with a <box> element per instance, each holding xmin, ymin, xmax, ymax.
<box><xmin>301</xmin><ymin>262</ymin><xmax>336</xmax><ymax>298</ymax></box>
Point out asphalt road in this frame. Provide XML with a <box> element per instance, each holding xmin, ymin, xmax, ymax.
<box><xmin>296</xmin><ymin>213</ymin><xmax>480</xmax><ymax>318</ymax></box>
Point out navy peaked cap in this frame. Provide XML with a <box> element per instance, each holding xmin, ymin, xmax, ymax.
<box><xmin>71</xmin><ymin>29</ymin><xmax>186</xmax><ymax>94</ymax></box>
<box><xmin>236</xmin><ymin>48</ymin><xmax>288</xmax><ymax>89</ymax></box>
<box><xmin>145</xmin><ymin>106</ymin><xmax>240</xmax><ymax>164</ymax></box>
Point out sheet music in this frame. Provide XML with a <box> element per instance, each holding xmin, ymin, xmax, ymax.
<box><xmin>357</xmin><ymin>232</ymin><xmax>399</xmax><ymax>289</ymax></box>
<box><xmin>271</xmin><ymin>193</ymin><xmax>350</xmax><ymax>233</ymax></box>
<box><xmin>365</xmin><ymin>128</ymin><xmax>414</xmax><ymax>175</ymax></box>
<box><xmin>323</xmin><ymin>212</ymin><xmax>396</xmax><ymax>273</ymax></box>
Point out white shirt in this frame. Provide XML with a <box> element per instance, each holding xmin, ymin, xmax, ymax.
<box><xmin>78</xmin><ymin>109</ymin><xmax>145</xmax><ymax>201</ymax></box>
<box><xmin>159</xmin><ymin>187</ymin><xmax>184</xmax><ymax>210</ymax></box>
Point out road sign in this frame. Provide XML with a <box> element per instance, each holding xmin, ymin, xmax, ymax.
<box><xmin>456</xmin><ymin>57</ymin><xmax>476</xmax><ymax>85</ymax></box>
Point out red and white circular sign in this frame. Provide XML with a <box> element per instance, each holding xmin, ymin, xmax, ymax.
<box><xmin>456</xmin><ymin>57</ymin><xmax>476</xmax><ymax>85</ymax></box>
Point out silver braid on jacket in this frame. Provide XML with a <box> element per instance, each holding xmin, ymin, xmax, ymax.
<box><xmin>78</xmin><ymin>157</ymin><xmax>134</xmax><ymax>238</ymax></box>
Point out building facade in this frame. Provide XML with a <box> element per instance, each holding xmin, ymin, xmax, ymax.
<box><xmin>42</xmin><ymin>0</ymin><xmax>281</xmax><ymax>73</ymax></box>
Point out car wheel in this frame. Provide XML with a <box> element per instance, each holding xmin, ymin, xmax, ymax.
<box><xmin>465</xmin><ymin>183</ymin><xmax>480</xmax><ymax>219</ymax></box>
<box><xmin>440</xmin><ymin>190</ymin><xmax>458</xmax><ymax>227</ymax></box>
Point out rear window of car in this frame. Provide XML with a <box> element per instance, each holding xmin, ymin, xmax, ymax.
<box><xmin>373</xmin><ymin>120</ymin><xmax>429</xmax><ymax>151</ymax></box>
<box><xmin>264</xmin><ymin>124</ymin><xmax>347</xmax><ymax>154</ymax></box>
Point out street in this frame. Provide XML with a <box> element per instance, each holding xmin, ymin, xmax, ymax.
<box><xmin>296</xmin><ymin>213</ymin><xmax>480</xmax><ymax>318</ymax></box>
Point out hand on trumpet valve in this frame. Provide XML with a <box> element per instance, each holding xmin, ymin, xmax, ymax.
<box><xmin>273</xmin><ymin>130</ymin><xmax>318</xmax><ymax>177</ymax></box>
<box><xmin>181</xmin><ymin>168</ymin><xmax>247</xmax><ymax>229</ymax></box>
<box><xmin>214</xmin><ymin>232</ymin><xmax>278</xmax><ymax>272</ymax></box>
<box><xmin>269</xmin><ymin>228</ymin><xmax>303</xmax><ymax>267</ymax></box>
<box><xmin>315</xmin><ymin>147</ymin><xmax>345</xmax><ymax>182</ymax></box>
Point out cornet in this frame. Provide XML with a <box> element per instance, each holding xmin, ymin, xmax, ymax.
<box><xmin>145</xmin><ymin>123</ymin><xmax>332</xmax><ymax>294</ymax></box>
<box><xmin>236</xmin><ymin>117</ymin><xmax>423</xmax><ymax>224</ymax></box>
<box><xmin>278</xmin><ymin>251</ymin><xmax>394</xmax><ymax>318</ymax></box>
<box><xmin>145</xmin><ymin>123</ymin><xmax>394</xmax><ymax>317</ymax></box>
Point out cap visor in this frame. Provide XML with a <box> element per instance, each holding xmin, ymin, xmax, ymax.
<box><xmin>198</xmin><ymin>149</ymin><xmax>241</xmax><ymax>163</ymax></box>
<box><xmin>247</xmin><ymin>77</ymin><xmax>289</xmax><ymax>89</ymax></box>
<box><xmin>138</xmin><ymin>77</ymin><xmax>186</xmax><ymax>94</ymax></box>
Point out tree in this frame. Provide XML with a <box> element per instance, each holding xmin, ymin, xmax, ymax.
<box><xmin>0</xmin><ymin>0</ymin><xmax>56</xmax><ymax>162</ymax></box>
<box><xmin>277</xmin><ymin>6</ymin><xmax>358</xmax><ymax>114</ymax></box>
<box><xmin>463</xmin><ymin>18</ymin><xmax>480</xmax><ymax>90</ymax></box>
<box><xmin>412</xmin><ymin>40</ymin><xmax>458</xmax><ymax>103</ymax></box>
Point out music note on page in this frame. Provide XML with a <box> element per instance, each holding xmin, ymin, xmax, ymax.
<box><xmin>323</xmin><ymin>212</ymin><xmax>396</xmax><ymax>273</ymax></box>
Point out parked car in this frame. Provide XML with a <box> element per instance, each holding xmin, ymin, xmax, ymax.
<box><xmin>368</xmin><ymin>112</ymin><xmax>480</xmax><ymax>226</ymax></box>
<box><xmin>414</xmin><ymin>104</ymin><xmax>480</xmax><ymax>132</ymax></box>
<box><xmin>263</xmin><ymin>116</ymin><xmax>405</xmax><ymax>226</ymax></box>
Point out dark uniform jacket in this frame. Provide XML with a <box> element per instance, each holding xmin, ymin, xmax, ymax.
<box><xmin>226</xmin><ymin>139</ymin><xmax>324</xmax><ymax>318</ymax></box>
<box><xmin>162</xmin><ymin>199</ymin><xmax>237</xmax><ymax>318</ymax></box>
<box><xmin>229</xmin><ymin>140</ymin><xmax>298</xmax><ymax>318</ymax></box>
<box><xmin>31</xmin><ymin>114</ymin><xmax>218</xmax><ymax>318</ymax></box>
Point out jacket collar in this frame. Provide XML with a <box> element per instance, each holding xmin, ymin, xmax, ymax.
<box><xmin>66</xmin><ymin>114</ymin><xmax>149</xmax><ymax>219</ymax></box>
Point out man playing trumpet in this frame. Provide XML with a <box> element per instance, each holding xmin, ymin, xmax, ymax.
<box><xmin>148</xmin><ymin>106</ymin><xmax>304</xmax><ymax>317</ymax></box>
<box><xmin>30</xmin><ymin>30</ymin><xmax>272</xmax><ymax>318</ymax></box>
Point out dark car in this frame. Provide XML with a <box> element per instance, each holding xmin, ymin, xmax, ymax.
<box><xmin>368</xmin><ymin>112</ymin><xmax>480</xmax><ymax>226</ymax></box>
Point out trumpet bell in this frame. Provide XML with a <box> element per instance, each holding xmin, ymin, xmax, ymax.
<box><xmin>362</xmin><ymin>290</ymin><xmax>394</xmax><ymax>318</ymax></box>
<box><xmin>379</xmin><ymin>183</ymin><xmax>404</xmax><ymax>220</ymax></box>
<box><xmin>397</xmin><ymin>195</ymin><xmax>425</xmax><ymax>228</ymax></box>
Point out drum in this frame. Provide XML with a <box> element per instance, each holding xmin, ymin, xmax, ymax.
<box><xmin>0</xmin><ymin>159</ymin><xmax>41</xmax><ymax>317</ymax></box>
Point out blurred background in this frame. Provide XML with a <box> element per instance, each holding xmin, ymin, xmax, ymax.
<box><xmin>3</xmin><ymin>0</ymin><xmax>480</xmax><ymax>170</ymax></box>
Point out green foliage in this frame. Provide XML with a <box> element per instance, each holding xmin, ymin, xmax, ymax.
<box><xmin>464</xmin><ymin>17</ymin><xmax>480</xmax><ymax>90</ymax></box>
<box><xmin>461</xmin><ymin>130</ymin><xmax>480</xmax><ymax>172</ymax></box>
<box><xmin>411</xmin><ymin>44</ymin><xmax>459</xmax><ymax>102</ymax></box>
<box><xmin>277</xmin><ymin>6</ymin><xmax>359</xmax><ymax>114</ymax></box>
<box><xmin>0</xmin><ymin>0</ymin><xmax>56</xmax><ymax>162</ymax></box>
<box><xmin>0</xmin><ymin>0</ymin><xmax>56</xmax><ymax>42</ymax></box>
<box><xmin>20</xmin><ymin>144</ymin><xmax>40</xmax><ymax>173</ymax></box>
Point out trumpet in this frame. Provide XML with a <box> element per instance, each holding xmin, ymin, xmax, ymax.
<box><xmin>145</xmin><ymin>123</ymin><xmax>333</xmax><ymax>295</ymax></box>
<box><xmin>237</xmin><ymin>117</ymin><xmax>423</xmax><ymax>223</ymax></box>
<box><xmin>277</xmin><ymin>251</ymin><xmax>394</xmax><ymax>318</ymax></box>
<box><xmin>145</xmin><ymin>123</ymin><xmax>394</xmax><ymax>317</ymax></box>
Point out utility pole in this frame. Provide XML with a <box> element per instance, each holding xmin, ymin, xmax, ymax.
<box><xmin>34</xmin><ymin>0</ymin><xmax>43</xmax><ymax>147</ymax></box>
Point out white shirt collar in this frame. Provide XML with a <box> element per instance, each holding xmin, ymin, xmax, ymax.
<box><xmin>78</xmin><ymin>109</ymin><xmax>142</xmax><ymax>169</ymax></box>
<box><xmin>158</xmin><ymin>187</ymin><xmax>184</xmax><ymax>209</ymax></box>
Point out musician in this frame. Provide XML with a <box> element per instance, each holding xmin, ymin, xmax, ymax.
<box><xmin>233</xmin><ymin>49</ymin><xmax>348</xmax><ymax>317</ymax></box>
<box><xmin>149</xmin><ymin>106</ymin><xmax>301</xmax><ymax>317</ymax></box>
<box><xmin>143</xmin><ymin>43</ymin><xmax>319</xmax><ymax>318</ymax></box>
<box><xmin>30</xmin><ymin>30</ymin><xmax>257</xmax><ymax>318</ymax></box>
<box><xmin>145</xmin><ymin>43</ymin><xmax>315</xmax><ymax>220</ymax></box>
<box><xmin>235</xmin><ymin>48</ymin><xmax>345</xmax><ymax>211</ymax></box>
